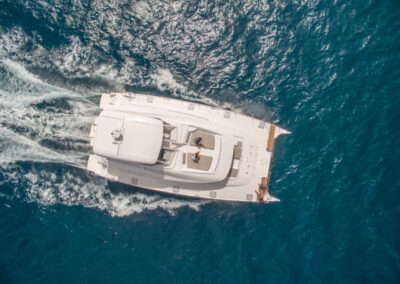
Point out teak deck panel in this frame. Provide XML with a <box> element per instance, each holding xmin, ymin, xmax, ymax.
<box><xmin>267</xmin><ymin>125</ymin><xmax>276</xmax><ymax>152</ymax></box>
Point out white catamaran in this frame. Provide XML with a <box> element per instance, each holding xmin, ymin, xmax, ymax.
<box><xmin>87</xmin><ymin>93</ymin><xmax>289</xmax><ymax>203</ymax></box>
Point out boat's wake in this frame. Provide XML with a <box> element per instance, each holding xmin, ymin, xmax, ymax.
<box><xmin>0</xmin><ymin>59</ymin><xmax>209</xmax><ymax>216</ymax></box>
<box><xmin>0</xmin><ymin>163</ymin><xmax>206</xmax><ymax>217</ymax></box>
<box><xmin>0</xmin><ymin>59</ymin><xmax>95</xmax><ymax>165</ymax></box>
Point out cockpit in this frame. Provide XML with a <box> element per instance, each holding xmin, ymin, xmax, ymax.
<box><xmin>92</xmin><ymin>110</ymin><xmax>235</xmax><ymax>183</ymax></box>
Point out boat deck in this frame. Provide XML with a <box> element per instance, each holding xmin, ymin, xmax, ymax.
<box><xmin>88</xmin><ymin>93</ymin><xmax>290</xmax><ymax>203</ymax></box>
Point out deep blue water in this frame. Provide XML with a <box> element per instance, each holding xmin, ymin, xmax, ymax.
<box><xmin>1</xmin><ymin>0</ymin><xmax>400</xmax><ymax>283</ymax></box>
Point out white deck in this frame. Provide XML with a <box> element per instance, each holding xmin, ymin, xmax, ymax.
<box><xmin>87</xmin><ymin>93</ymin><xmax>289</xmax><ymax>203</ymax></box>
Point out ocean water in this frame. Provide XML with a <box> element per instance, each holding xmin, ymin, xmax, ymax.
<box><xmin>0</xmin><ymin>0</ymin><xmax>399</xmax><ymax>283</ymax></box>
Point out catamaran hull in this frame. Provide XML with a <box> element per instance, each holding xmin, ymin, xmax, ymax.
<box><xmin>87</xmin><ymin>93</ymin><xmax>289</xmax><ymax>203</ymax></box>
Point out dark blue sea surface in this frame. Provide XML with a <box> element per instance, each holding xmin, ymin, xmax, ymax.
<box><xmin>1</xmin><ymin>0</ymin><xmax>400</xmax><ymax>283</ymax></box>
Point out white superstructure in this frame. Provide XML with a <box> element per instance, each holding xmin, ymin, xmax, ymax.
<box><xmin>87</xmin><ymin>93</ymin><xmax>289</xmax><ymax>203</ymax></box>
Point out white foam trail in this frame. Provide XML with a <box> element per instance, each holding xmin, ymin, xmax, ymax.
<box><xmin>0</xmin><ymin>29</ymin><xmax>247</xmax><ymax>114</ymax></box>
<box><xmin>0</xmin><ymin>29</ymin><xmax>125</xmax><ymax>92</ymax></box>
<box><xmin>150</xmin><ymin>68</ymin><xmax>240</xmax><ymax>110</ymax></box>
<box><xmin>151</xmin><ymin>69</ymin><xmax>188</xmax><ymax>96</ymax></box>
<box><xmin>18</xmin><ymin>168</ymin><xmax>206</xmax><ymax>217</ymax></box>
<box><xmin>0</xmin><ymin>28</ymin><xmax>26</xmax><ymax>58</ymax></box>
<box><xmin>0</xmin><ymin>59</ymin><xmax>83</xmax><ymax>106</ymax></box>
<box><xmin>0</xmin><ymin>59</ymin><xmax>95</xmax><ymax>166</ymax></box>
<box><xmin>0</xmin><ymin>127</ymin><xmax>78</xmax><ymax>165</ymax></box>
<box><xmin>1</xmin><ymin>59</ymin><xmax>43</xmax><ymax>84</ymax></box>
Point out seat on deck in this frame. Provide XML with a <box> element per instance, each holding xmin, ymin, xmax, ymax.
<box><xmin>187</xmin><ymin>153</ymin><xmax>213</xmax><ymax>171</ymax></box>
<box><xmin>188</xmin><ymin>130</ymin><xmax>215</xmax><ymax>149</ymax></box>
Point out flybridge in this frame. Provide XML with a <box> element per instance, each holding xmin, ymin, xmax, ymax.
<box><xmin>88</xmin><ymin>93</ymin><xmax>290</xmax><ymax>203</ymax></box>
<box><xmin>92</xmin><ymin>113</ymin><xmax>164</xmax><ymax>165</ymax></box>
